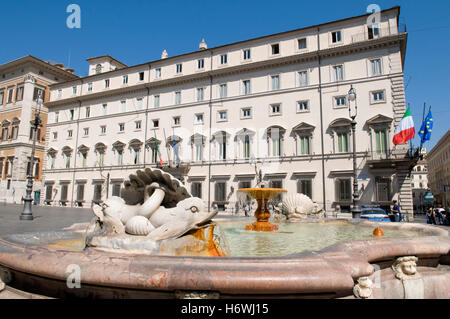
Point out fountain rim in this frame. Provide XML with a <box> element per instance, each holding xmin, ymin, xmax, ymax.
<box><xmin>0</xmin><ymin>220</ymin><xmax>449</xmax><ymax>297</ymax></box>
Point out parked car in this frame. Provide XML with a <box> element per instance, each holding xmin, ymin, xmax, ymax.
<box><xmin>360</xmin><ymin>206</ymin><xmax>391</xmax><ymax>222</ymax></box>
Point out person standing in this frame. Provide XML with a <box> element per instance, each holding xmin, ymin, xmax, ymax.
<box><xmin>392</xmin><ymin>200</ymin><xmax>402</xmax><ymax>222</ymax></box>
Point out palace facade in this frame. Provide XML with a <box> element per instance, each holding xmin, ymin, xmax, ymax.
<box><xmin>0</xmin><ymin>56</ymin><xmax>78</xmax><ymax>203</ymax></box>
<box><xmin>42</xmin><ymin>6</ymin><xmax>416</xmax><ymax>219</ymax></box>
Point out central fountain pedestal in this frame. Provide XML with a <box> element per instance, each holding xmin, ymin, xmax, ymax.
<box><xmin>238</xmin><ymin>188</ymin><xmax>287</xmax><ymax>232</ymax></box>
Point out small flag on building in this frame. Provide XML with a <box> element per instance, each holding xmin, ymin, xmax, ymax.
<box><xmin>418</xmin><ymin>110</ymin><xmax>433</xmax><ymax>144</ymax></box>
<box><xmin>393</xmin><ymin>107</ymin><xmax>415</xmax><ymax>146</ymax></box>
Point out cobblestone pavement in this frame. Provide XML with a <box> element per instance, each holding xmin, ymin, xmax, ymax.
<box><xmin>0</xmin><ymin>203</ymin><xmax>93</xmax><ymax>236</ymax></box>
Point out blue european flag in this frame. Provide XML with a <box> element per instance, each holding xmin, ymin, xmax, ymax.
<box><xmin>418</xmin><ymin>111</ymin><xmax>433</xmax><ymax>144</ymax></box>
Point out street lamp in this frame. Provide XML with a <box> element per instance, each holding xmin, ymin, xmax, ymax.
<box><xmin>348</xmin><ymin>85</ymin><xmax>361</xmax><ymax>218</ymax></box>
<box><xmin>20</xmin><ymin>93</ymin><xmax>43</xmax><ymax>220</ymax></box>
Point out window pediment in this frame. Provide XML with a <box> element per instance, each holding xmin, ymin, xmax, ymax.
<box><xmin>293</xmin><ymin>122</ymin><xmax>315</xmax><ymax>135</ymax></box>
<box><xmin>329</xmin><ymin>118</ymin><xmax>352</xmax><ymax>129</ymax></box>
<box><xmin>366</xmin><ymin>114</ymin><xmax>393</xmax><ymax>128</ymax></box>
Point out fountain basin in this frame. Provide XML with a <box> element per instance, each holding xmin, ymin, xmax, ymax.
<box><xmin>0</xmin><ymin>219</ymin><xmax>449</xmax><ymax>299</ymax></box>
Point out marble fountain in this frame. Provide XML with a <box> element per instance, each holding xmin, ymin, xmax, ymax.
<box><xmin>0</xmin><ymin>168</ymin><xmax>449</xmax><ymax>299</ymax></box>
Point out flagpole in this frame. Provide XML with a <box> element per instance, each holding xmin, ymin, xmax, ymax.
<box><xmin>419</xmin><ymin>102</ymin><xmax>426</xmax><ymax>152</ymax></box>
<box><xmin>163</xmin><ymin>128</ymin><xmax>171</xmax><ymax>168</ymax></box>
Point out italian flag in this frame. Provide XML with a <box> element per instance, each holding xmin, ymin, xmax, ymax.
<box><xmin>393</xmin><ymin>108</ymin><xmax>415</xmax><ymax>146</ymax></box>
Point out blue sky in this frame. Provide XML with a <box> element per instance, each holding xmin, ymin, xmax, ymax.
<box><xmin>1</xmin><ymin>0</ymin><xmax>449</xmax><ymax>150</ymax></box>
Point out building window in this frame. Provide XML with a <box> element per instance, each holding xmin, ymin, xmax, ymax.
<box><xmin>112</xmin><ymin>184</ymin><xmax>121</xmax><ymax>197</ymax></box>
<box><xmin>243</xmin><ymin>49</ymin><xmax>251</xmax><ymax>60</ymax></box>
<box><xmin>121</xmin><ymin>100</ymin><xmax>126</xmax><ymax>112</ymax></box>
<box><xmin>173</xmin><ymin>116</ymin><xmax>181</xmax><ymax>126</ymax></box>
<box><xmin>219</xmin><ymin>84</ymin><xmax>227</xmax><ymax>98</ymax></box>
<box><xmin>333</xmin><ymin>65</ymin><xmax>344</xmax><ymax>82</ymax></box>
<box><xmin>135</xmin><ymin>121</ymin><xmax>142</xmax><ymax>130</ymax></box>
<box><xmin>64</xmin><ymin>154</ymin><xmax>71</xmax><ymax>168</ymax></box>
<box><xmin>16</xmin><ymin>86</ymin><xmax>24</xmax><ymax>101</ymax></box>
<box><xmin>174</xmin><ymin>91</ymin><xmax>181</xmax><ymax>105</ymax></box>
<box><xmin>270</xmin><ymin>104</ymin><xmax>281</xmax><ymax>116</ymax></box>
<box><xmin>176</xmin><ymin>63</ymin><xmax>183</xmax><ymax>74</ymax></box>
<box><xmin>271</xmin><ymin>75</ymin><xmax>280</xmax><ymax>90</ymax></box>
<box><xmin>375</xmin><ymin>129</ymin><xmax>388</xmax><ymax>155</ymax></box>
<box><xmin>1</xmin><ymin>127</ymin><xmax>8</xmax><ymax>141</ymax></box>
<box><xmin>370</xmin><ymin>58</ymin><xmax>382</xmax><ymax>76</ymax></box>
<box><xmin>241</xmin><ymin>108</ymin><xmax>251</xmax><ymax>119</ymax></box>
<box><xmin>139</xmin><ymin>72</ymin><xmax>145</xmax><ymax>81</ymax></box>
<box><xmin>45</xmin><ymin>185</ymin><xmax>53</xmax><ymax>202</ymax></box>
<box><xmin>72</xmin><ymin>86</ymin><xmax>77</xmax><ymax>95</ymax></box>
<box><xmin>271</xmin><ymin>43</ymin><xmax>280</xmax><ymax>55</ymax></box>
<box><xmin>154</xmin><ymin>95</ymin><xmax>160</xmax><ymax>108</ymax></box>
<box><xmin>298</xmin><ymin>179</ymin><xmax>312</xmax><ymax>199</ymax></box>
<box><xmin>55</xmin><ymin>112</ymin><xmax>59</xmax><ymax>123</ymax></box>
<box><xmin>100</xmin><ymin>125</ymin><xmax>106</xmax><ymax>134</ymax></box>
<box><xmin>191</xmin><ymin>182</ymin><xmax>202</xmax><ymax>199</ymax></box>
<box><xmin>195</xmin><ymin>114</ymin><xmax>203</xmax><ymax>124</ymax></box>
<box><xmin>102</xmin><ymin>104</ymin><xmax>107</xmax><ymax>115</ymax></box>
<box><xmin>57</xmin><ymin>89</ymin><xmax>62</xmax><ymax>98</ymax></box>
<box><xmin>218</xmin><ymin>111</ymin><xmax>227</xmax><ymax>121</ymax></box>
<box><xmin>332</xmin><ymin>31</ymin><xmax>342</xmax><ymax>43</ymax></box>
<box><xmin>220</xmin><ymin>54</ymin><xmax>228</xmax><ymax>65</ymax></box>
<box><xmin>83</xmin><ymin>128</ymin><xmax>89</xmax><ymax>136</ymax></box>
<box><xmin>153</xmin><ymin>119</ymin><xmax>159</xmax><ymax>128</ymax></box>
<box><xmin>368</xmin><ymin>24</ymin><xmax>380</xmax><ymax>39</ymax></box>
<box><xmin>87</xmin><ymin>83</ymin><xmax>93</xmax><ymax>92</ymax></box>
<box><xmin>334</xmin><ymin>96</ymin><xmax>347</xmax><ymax>108</ymax></box>
<box><xmin>105</xmin><ymin>79</ymin><xmax>110</xmax><ymax>88</ymax></box>
<box><xmin>300</xmin><ymin>136</ymin><xmax>311</xmax><ymax>155</ymax></box>
<box><xmin>337</xmin><ymin>132</ymin><xmax>349</xmax><ymax>153</ymax></box>
<box><xmin>68</xmin><ymin>130</ymin><xmax>73</xmax><ymax>138</ymax></box>
<box><xmin>93</xmin><ymin>184</ymin><xmax>102</xmax><ymax>203</ymax></box>
<box><xmin>243</xmin><ymin>135</ymin><xmax>251</xmax><ymax>159</ymax></box>
<box><xmin>0</xmin><ymin>90</ymin><xmax>4</xmax><ymax>104</ymax></box>
<box><xmin>243</xmin><ymin>80</ymin><xmax>251</xmax><ymax>95</ymax></box>
<box><xmin>198</xmin><ymin>59</ymin><xmax>204</xmax><ymax>69</ymax></box>
<box><xmin>76</xmin><ymin>184</ymin><xmax>85</xmax><ymax>204</ymax></box>
<box><xmin>371</xmin><ymin>90</ymin><xmax>385</xmax><ymax>103</ymax></box>
<box><xmin>336</xmin><ymin>178</ymin><xmax>351</xmax><ymax>202</ymax></box>
<box><xmin>81</xmin><ymin>152</ymin><xmax>87</xmax><ymax>168</ymax></box>
<box><xmin>95</xmin><ymin>64</ymin><xmax>102</xmax><ymax>74</ymax></box>
<box><xmin>117</xmin><ymin>150</ymin><xmax>123</xmax><ymax>165</ymax></box>
<box><xmin>197</xmin><ymin>87</ymin><xmax>204</xmax><ymax>101</ymax></box>
<box><xmin>69</xmin><ymin>109</ymin><xmax>74</xmax><ymax>121</ymax></box>
<box><xmin>7</xmin><ymin>88</ymin><xmax>14</xmax><ymax>103</ymax></box>
<box><xmin>298</xmin><ymin>38</ymin><xmax>307</xmax><ymax>50</ymax></box>
<box><xmin>85</xmin><ymin>106</ymin><xmax>90</xmax><ymax>118</ymax></box>
<box><xmin>376</xmin><ymin>177</ymin><xmax>391</xmax><ymax>202</ymax></box>
<box><xmin>33</xmin><ymin>87</ymin><xmax>45</xmax><ymax>101</ymax></box>
<box><xmin>52</xmin><ymin>132</ymin><xmax>58</xmax><ymax>140</ymax></box>
<box><xmin>119</xmin><ymin>123</ymin><xmax>125</xmax><ymax>132</ymax></box>
<box><xmin>215</xmin><ymin>182</ymin><xmax>226</xmax><ymax>202</ymax></box>
<box><xmin>298</xmin><ymin>71</ymin><xmax>308</xmax><ymax>87</ymax></box>
<box><xmin>297</xmin><ymin>101</ymin><xmax>309</xmax><ymax>113</ymax></box>
<box><xmin>155</xmin><ymin>68</ymin><xmax>161</xmax><ymax>79</ymax></box>
<box><xmin>136</xmin><ymin>98</ymin><xmax>143</xmax><ymax>110</ymax></box>
<box><xmin>122</xmin><ymin>75</ymin><xmax>128</xmax><ymax>84</ymax></box>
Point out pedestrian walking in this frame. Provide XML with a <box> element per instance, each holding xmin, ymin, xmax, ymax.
<box><xmin>392</xmin><ymin>200</ymin><xmax>402</xmax><ymax>222</ymax></box>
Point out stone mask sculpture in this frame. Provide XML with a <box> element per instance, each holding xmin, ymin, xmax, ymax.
<box><xmin>85</xmin><ymin>168</ymin><xmax>218</xmax><ymax>252</ymax></box>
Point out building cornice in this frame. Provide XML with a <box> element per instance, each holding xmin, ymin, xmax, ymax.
<box><xmin>0</xmin><ymin>56</ymin><xmax>79</xmax><ymax>81</ymax></box>
<box><xmin>45</xmin><ymin>33</ymin><xmax>407</xmax><ymax>108</ymax></box>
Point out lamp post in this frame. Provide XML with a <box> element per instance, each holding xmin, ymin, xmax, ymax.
<box><xmin>20</xmin><ymin>93</ymin><xmax>43</xmax><ymax>220</ymax></box>
<box><xmin>348</xmin><ymin>85</ymin><xmax>361</xmax><ymax>218</ymax></box>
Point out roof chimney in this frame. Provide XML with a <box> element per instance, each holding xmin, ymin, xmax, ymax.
<box><xmin>199</xmin><ymin>39</ymin><xmax>207</xmax><ymax>50</ymax></box>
